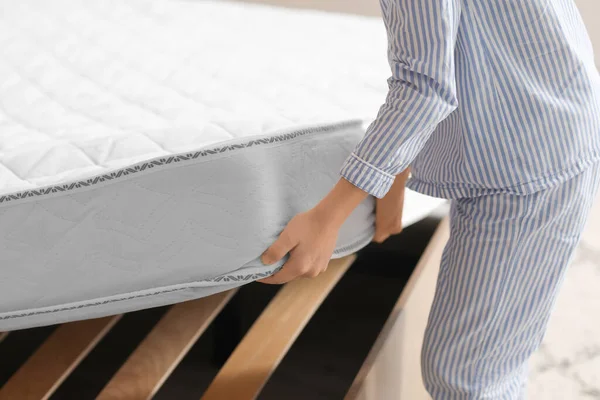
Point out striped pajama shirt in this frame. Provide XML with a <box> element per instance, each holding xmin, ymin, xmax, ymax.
<box><xmin>338</xmin><ymin>0</ymin><xmax>600</xmax><ymax>398</ymax></box>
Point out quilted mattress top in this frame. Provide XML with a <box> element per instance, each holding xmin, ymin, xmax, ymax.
<box><xmin>0</xmin><ymin>0</ymin><xmax>389</xmax><ymax>197</ymax></box>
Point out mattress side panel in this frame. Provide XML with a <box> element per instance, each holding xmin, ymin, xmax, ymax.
<box><xmin>0</xmin><ymin>124</ymin><xmax>376</xmax><ymax>330</ymax></box>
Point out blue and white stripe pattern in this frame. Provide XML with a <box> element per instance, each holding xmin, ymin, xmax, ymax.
<box><xmin>340</xmin><ymin>0</ymin><xmax>600</xmax><ymax>199</ymax></box>
<box><xmin>421</xmin><ymin>164</ymin><xmax>600</xmax><ymax>398</ymax></box>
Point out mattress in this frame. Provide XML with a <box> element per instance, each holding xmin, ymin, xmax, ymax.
<box><xmin>0</xmin><ymin>0</ymin><xmax>445</xmax><ymax>331</ymax></box>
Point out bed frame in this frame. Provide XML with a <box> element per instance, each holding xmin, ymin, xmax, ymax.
<box><xmin>0</xmin><ymin>219</ymin><xmax>448</xmax><ymax>400</ymax></box>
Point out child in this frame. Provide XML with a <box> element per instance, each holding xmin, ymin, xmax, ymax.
<box><xmin>260</xmin><ymin>0</ymin><xmax>600</xmax><ymax>398</ymax></box>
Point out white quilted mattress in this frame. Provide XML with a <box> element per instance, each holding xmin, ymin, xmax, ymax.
<box><xmin>0</xmin><ymin>0</ymin><xmax>445</xmax><ymax>330</ymax></box>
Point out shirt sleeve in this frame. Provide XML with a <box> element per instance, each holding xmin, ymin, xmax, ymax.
<box><xmin>340</xmin><ymin>0</ymin><xmax>461</xmax><ymax>198</ymax></box>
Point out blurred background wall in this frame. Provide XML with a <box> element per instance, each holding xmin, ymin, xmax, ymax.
<box><xmin>575</xmin><ymin>0</ymin><xmax>600</xmax><ymax>66</ymax></box>
<box><xmin>240</xmin><ymin>0</ymin><xmax>599</xmax><ymax>67</ymax></box>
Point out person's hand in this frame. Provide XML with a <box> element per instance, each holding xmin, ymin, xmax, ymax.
<box><xmin>373</xmin><ymin>168</ymin><xmax>410</xmax><ymax>243</ymax></box>
<box><xmin>258</xmin><ymin>178</ymin><xmax>368</xmax><ymax>285</ymax></box>
<box><xmin>258</xmin><ymin>208</ymin><xmax>339</xmax><ymax>284</ymax></box>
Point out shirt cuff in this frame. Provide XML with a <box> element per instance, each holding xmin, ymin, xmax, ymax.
<box><xmin>339</xmin><ymin>153</ymin><xmax>395</xmax><ymax>199</ymax></box>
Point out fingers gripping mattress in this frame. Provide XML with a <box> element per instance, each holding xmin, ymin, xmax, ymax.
<box><xmin>0</xmin><ymin>0</ymin><xmax>444</xmax><ymax>330</ymax></box>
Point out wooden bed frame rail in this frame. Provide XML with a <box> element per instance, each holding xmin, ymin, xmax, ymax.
<box><xmin>346</xmin><ymin>218</ymin><xmax>449</xmax><ymax>400</ymax></box>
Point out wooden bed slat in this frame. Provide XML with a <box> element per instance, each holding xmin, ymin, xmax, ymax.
<box><xmin>97</xmin><ymin>290</ymin><xmax>236</xmax><ymax>400</ymax></box>
<box><xmin>201</xmin><ymin>254</ymin><xmax>356</xmax><ymax>400</ymax></box>
<box><xmin>0</xmin><ymin>332</ymin><xmax>8</xmax><ymax>344</ymax></box>
<box><xmin>0</xmin><ymin>315</ymin><xmax>121</xmax><ymax>400</ymax></box>
<box><xmin>345</xmin><ymin>217</ymin><xmax>450</xmax><ymax>400</ymax></box>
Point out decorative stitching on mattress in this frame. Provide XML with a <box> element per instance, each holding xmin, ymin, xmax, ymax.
<box><xmin>332</xmin><ymin>229</ymin><xmax>374</xmax><ymax>256</ymax></box>
<box><xmin>0</xmin><ymin>230</ymin><xmax>374</xmax><ymax>321</ymax></box>
<box><xmin>0</xmin><ymin>269</ymin><xmax>280</xmax><ymax>321</ymax></box>
<box><xmin>0</xmin><ymin>121</ymin><xmax>360</xmax><ymax>204</ymax></box>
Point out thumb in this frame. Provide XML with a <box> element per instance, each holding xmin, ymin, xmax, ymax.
<box><xmin>262</xmin><ymin>230</ymin><xmax>296</xmax><ymax>265</ymax></box>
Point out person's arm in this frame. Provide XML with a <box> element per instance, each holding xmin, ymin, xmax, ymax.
<box><xmin>341</xmin><ymin>0</ymin><xmax>461</xmax><ymax>198</ymax></box>
<box><xmin>259</xmin><ymin>0</ymin><xmax>461</xmax><ymax>284</ymax></box>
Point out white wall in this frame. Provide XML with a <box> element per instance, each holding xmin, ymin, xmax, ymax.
<box><xmin>575</xmin><ymin>0</ymin><xmax>600</xmax><ymax>66</ymax></box>
<box><xmin>243</xmin><ymin>0</ymin><xmax>599</xmax><ymax>66</ymax></box>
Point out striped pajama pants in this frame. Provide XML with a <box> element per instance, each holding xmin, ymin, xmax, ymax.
<box><xmin>421</xmin><ymin>164</ymin><xmax>600</xmax><ymax>399</ymax></box>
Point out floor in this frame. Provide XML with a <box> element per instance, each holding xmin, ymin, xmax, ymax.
<box><xmin>527</xmin><ymin>192</ymin><xmax>600</xmax><ymax>399</ymax></box>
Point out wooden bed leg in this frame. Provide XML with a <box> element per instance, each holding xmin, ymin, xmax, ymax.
<box><xmin>201</xmin><ymin>254</ymin><xmax>356</xmax><ymax>400</ymax></box>
<box><xmin>0</xmin><ymin>315</ymin><xmax>121</xmax><ymax>400</ymax></box>
<box><xmin>0</xmin><ymin>332</ymin><xmax>8</xmax><ymax>345</ymax></box>
<box><xmin>96</xmin><ymin>290</ymin><xmax>236</xmax><ymax>400</ymax></box>
<box><xmin>345</xmin><ymin>217</ymin><xmax>449</xmax><ymax>400</ymax></box>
